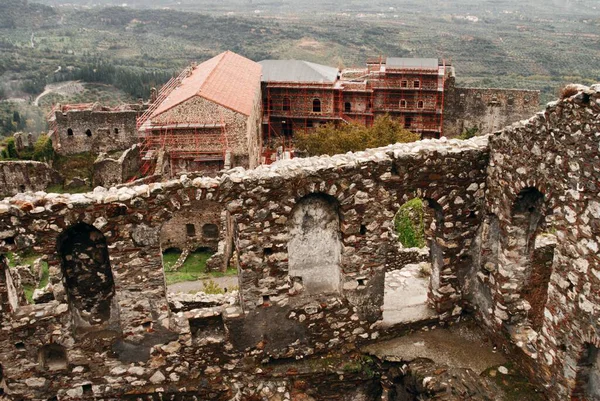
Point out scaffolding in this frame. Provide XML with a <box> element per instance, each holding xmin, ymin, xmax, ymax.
<box><xmin>261</xmin><ymin>58</ymin><xmax>449</xmax><ymax>163</ymax></box>
<box><xmin>136</xmin><ymin>66</ymin><xmax>230</xmax><ymax>177</ymax></box>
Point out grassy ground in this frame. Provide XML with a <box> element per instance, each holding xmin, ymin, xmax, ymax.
<box><xmin>7</xmin><ymin>252</ymin><xmax>49</xmax><ymax>303</ymax></box>
<box><xmin>162</xmin><ymin>249</ymin><xmax>237</xmax><ymax>285</ymax></box>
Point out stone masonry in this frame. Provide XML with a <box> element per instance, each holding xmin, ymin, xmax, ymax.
<box><xmin>0</xmin><ymin>85</ymin><xmax>598</xmax><ymax>400</ymax></box>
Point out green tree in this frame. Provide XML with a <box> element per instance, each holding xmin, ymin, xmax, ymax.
<box><xmin>295</xmin><ymin>115</ymin><xmax>419</xmax><ymax>156</ymax></box>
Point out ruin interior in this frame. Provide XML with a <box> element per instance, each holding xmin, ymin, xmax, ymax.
<box><xmin>0</xmin><ymin>84</ymin><xmax>598</xmax><ymax>400</ymax></box>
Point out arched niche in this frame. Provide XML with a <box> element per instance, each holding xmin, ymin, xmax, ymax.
<box><xmin>57</xmin><ymin>223</ymin><xmax>117</xmax><ymax>327</ymax></box>
<box><xmin>288</xmin><ymin>193</ymin><xmax>342</xmax><ymax>295</ymax></box>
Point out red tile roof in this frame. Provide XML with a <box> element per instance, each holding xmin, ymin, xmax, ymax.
<box><xmin>151</xmin><ymin>51</ymin><xmax>262</xmax><ymax>119</ymax></box>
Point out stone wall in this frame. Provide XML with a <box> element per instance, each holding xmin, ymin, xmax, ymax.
<box><xmin>52</xmin><ymin>105</ymin><xmax>141</xmax><ymax>156</ymax></box>
<box><xmin>0</xmin><ymin>136</ymin><xmax>488</xmax><ymax>400</ymax></box>
<box><xmin>154</xmin><ymin>96</ymin><xmax>260</xmax><ymax>175</ymax></box>
<box><xmin>466</xmin><ymin>84</ymin><xmax>600</xmax><ymax>400</ymax></box>
<box><xmin>93</xmin><ymin>145</ymin><xmax>141</xmax><ymax>187</ymax></box>
<box><xmin>1</xmin><ymin>84</ymin><xmax>599</xmax><ymax>400</ymax></box>
<box><xmin>159</xmin><ymin>200</ymin><xmax>223</xmax><ymax>252</ymax></box>
<box><xmin>443</xmin><ymin>76</ymin><xmax>540</xmax><ymax>138</ymax></box>
<box><xmin>0</xmin><ymin>161</ymin><xmax>63</xmax><ymax>198</ymax></box>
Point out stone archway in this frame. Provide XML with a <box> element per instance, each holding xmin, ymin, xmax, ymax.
<box><xmin>57</xmin><ymin>223</ymin><xmax>116</xmax><ymax>327</ymax></box>
<box><xmin>288</xmin><ymin>193</ymin><xmax>342</xmax><ymax>295</ymax></box>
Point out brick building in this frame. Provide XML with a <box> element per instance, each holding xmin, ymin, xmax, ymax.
<box><xmin>260</xmin><ymin>57</ymin><xmax>539</xmax><ymax>162</ymax></box>
<box><xmin>137</xmin><ymin>51</ymin><xmax>262</xmax><ymax>177</ymax></box>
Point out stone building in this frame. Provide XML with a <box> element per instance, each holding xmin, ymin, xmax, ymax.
<box><xmin>0</xmin><ymin>84</ymin><xmax>598</xmax><ymax>400</ymax></box>
<box><xmin>137</xmin><ymin>51</ymin><xmax>263</xmax><ymax>177</ymax></box>
<box><xmin>49</xmin><ymin>103</ymin><xmax>145</xmax><ymax>156</ymax></box>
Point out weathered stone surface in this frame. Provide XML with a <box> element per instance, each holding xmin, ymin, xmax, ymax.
<box><xmin>0</xmin><ymin>85</ymin><xmax>598</xmax><ymax>401</ymax></box>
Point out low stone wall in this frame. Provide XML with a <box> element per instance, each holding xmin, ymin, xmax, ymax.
<box><xmin>0</xmin><ymin>161</ymin><xmax>63</xmax><ymax>198</ymax></box>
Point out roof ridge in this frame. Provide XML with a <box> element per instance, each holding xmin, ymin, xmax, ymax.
<box><xmin>198</xmin><ymin>52</ymin><xmax>228</xmax><ymax>95</ymax></box>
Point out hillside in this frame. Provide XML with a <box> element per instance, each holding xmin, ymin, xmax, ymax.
<box><xmin>0</xmin><ymin>0</ymin><xmax>599</xmax><ymax>136</ymax></box>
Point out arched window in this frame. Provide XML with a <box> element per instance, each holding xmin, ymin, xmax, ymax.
<box><xmin>58</xmin><ymin>223</ymin><xmax>116</xmax><ymax>326</ymax></box>
<box><xmin>312</xmin><ymin>99</ymin><xmax>322</xmax><ymax>113</ymax></box>
<box><xmin>85</xmin><ymin>129</ymin><xmax>92</xmax><ymax>137</ymax></box>
<box><xmin>288</xmin><ymin>193</ymin><xmax>341</xmax><ymax>294</ymax></box>
<box><xmin>282</xmin><ymin>97</ymin><xmax>291</xmax><ymax>111</ymax></box>
<box><xmin>417</xmin><ymin>100</ymin><xmax>424</xmax><ymax>109</ymax></box>
<box><xmin>414</xmin><ymin>80</ymin><xmax>421</xmax><ymax>89</ymax></box>
<box><xmin>344</xmin><ymin>102</ymin><xmax>352</xmax><ymax>112</ymax></box>
<box><xmin>67</xmin><ymin>128</ymin><xmax>73</xmax><ymax>136</ymax></box>
<box><xmin>400</xmin><ymin>99</ymin><xmax>407</xmax><ymax>108</ymax></box>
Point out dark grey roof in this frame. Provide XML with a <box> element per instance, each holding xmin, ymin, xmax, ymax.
<box><xmin>386</xmin><ymin>58</ymin><xmax>439</xmax><ymax>69</ymax></box>
<box><xmin>259</xmin><ymin>60</ymin><xmax>339</xmax><ymax>83</ymax></box>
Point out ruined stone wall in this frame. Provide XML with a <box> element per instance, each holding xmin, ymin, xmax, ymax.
<box><xmin>0</xmin><ymin>137</ymin><xmax>488</xmax><ymax>400</ymax></box>
<box><xmin>93</xmin><ymin>145</ymin><xmax>141</xmax><ymax>187</ymax></box>
<box><xmin>443</xmin><ymin>77</ymin><xmax>540</xmax><ymax>138</ymax></box>
<box><xmin>0</xmin><ymin>161</ymin><xmax>63</xmax><ymax>198</ymax></box>
<box><xmin>467</xmin><ymin>84</ymin><xmax>600</xmax><ymax>400</ymax></box>
<box><xmin>159</xmin><ymin>200</ymin><xmax>222</xmax><ymax>252</ymax></box>
<box><xmin>53</xmin><ymin>109</ymin><xmax>139</xmax><ymax>156</ymax></box>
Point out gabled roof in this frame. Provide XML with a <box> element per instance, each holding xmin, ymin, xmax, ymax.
<box><xmin>259</xmin><ymin>60</ymin><xmax>339</xmax><ymax>83</ymax></box>
<box><xmin>151</xmin><ymin>51</ymin><xmax>262</xmax><ymax>118</ymax></box>
<box><xmin>386</xmin><ymin>58</ymin><xmax>439</xmax><ymax>69</ymax></box>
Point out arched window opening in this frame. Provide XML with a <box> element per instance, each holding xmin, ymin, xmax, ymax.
<box><xmin>312</xmin><ymin>99</ymin><xmax>322</xmax><ymax>113</ymax></box>
<box><xmin>505</xmin><ymin>187</ymin><xmax>548</xmax><ymax>328</ymax></box>
<box><xmin>39</xmin><ymin>344</ymin><xmax>68</xmax><ymax>371</ymax></box>
<box><xmin>400</xmin><ymin>99</ymin><xmax>407</xmax><ymax>109</ymax></box>
<box><xmin>202</xmin><ymin>224</ymin><xmax>219</xmax><ymax>238</ymax></box>
<box><xmin>67</xmin><ymin>128</ymin><xmax>73</xmax><ymax>136</ymax></box>
<box><xmin>288</xmin><ymin>193</ymin><xmax>341</xmax><ymax>295</ymax></box>
<box><xmin>58</xmin><ymin>223</ymin><xmax>115</xmax><ymax>326</ymax></box>
<box><xmin>417</xmin><ymin>100</ymin><xmax>424</xmax><ymax>109</ymax></box>
<box><xmin>573</xmin><ymin>343</ymin><xmax>600</xmax><ymax>400</ymax></box>
<box><xmin>282</xmin><ymin>97</ymin><xmax>291</xmax><ymax>111</ymax></box>
<box><xmin>382</xmin><ymin>198</ymin><xmax>442</xmax><ymax>326</ymax></box>
<box><xmin>344</xmin><ymin>102</ymin><xmax>352</xmax><ymax>112</ymax></box>
<box><xmin>85</xmin><ymin>129</ymin><xmax>92</xmax><ymax>137</ymax></box>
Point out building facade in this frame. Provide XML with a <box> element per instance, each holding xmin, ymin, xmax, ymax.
<box><xmin>137</xmin><ymin>51</ymin><xmax>263</xmax><ymax>178</ymax></box>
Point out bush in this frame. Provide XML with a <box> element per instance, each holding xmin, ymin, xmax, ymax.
<box><xmin>295</xmin><ymin>115</ymin><xmax>419</xmax><ymax>156</ymax></box>
<box><xmin>32</xmin><ymin>134</ymin><xmax>54</xmax><ymax>162</ymax></box>
<box><xmin>458</xmin><ymin>126</ymin><xmax>479</xmax><ymax>140</ymax></box>
<box><xmin>394</xmin><ymin>198</ymin><xmax>426</xmax><ymax>248</ymax></box>
<box><xmin>1</xmin><ymin>137</ymin><xmax>19</xmax><ymax>159</ymax></box>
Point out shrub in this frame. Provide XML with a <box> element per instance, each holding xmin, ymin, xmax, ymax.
<box><xmin>32</xmin><ymin>134</ymin><xmax>54</xmax><ymax>162</ymax></box>
<box><xmin>295</xmin><ymin>115</ymin><xmax>419</xmax><ymax>156</ymax></box>
<box><xmin>394</xmin><ymin>198</ymin><xmax>426</xmax><ymax>248</ymax></box>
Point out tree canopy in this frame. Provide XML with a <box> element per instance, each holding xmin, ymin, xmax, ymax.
<box><xmin>294</xmin><ymin>115</ymin><xmax>420</xmax><ymax>156</ymax></box>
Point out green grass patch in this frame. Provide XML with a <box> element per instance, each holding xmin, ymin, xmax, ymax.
<box><xmin>163</xmin><ymin>249</ymin><xmax>237</xmax><ymax>285</ymax></box>
<box><xmin>7</xmin><ymin>252</ymin><xmax>49</xmax><ymax>304</ymax></box>
<box><xmin>394</xmin><ymin>198</ymin><xmax>426</xmax><ymax>248</ymax></box>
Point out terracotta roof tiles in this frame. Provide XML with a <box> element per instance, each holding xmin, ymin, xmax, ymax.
<box><xmin>151</xmin><ymin>51</ymin><xmax>262</xmax><ymax>119</ymax></box>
